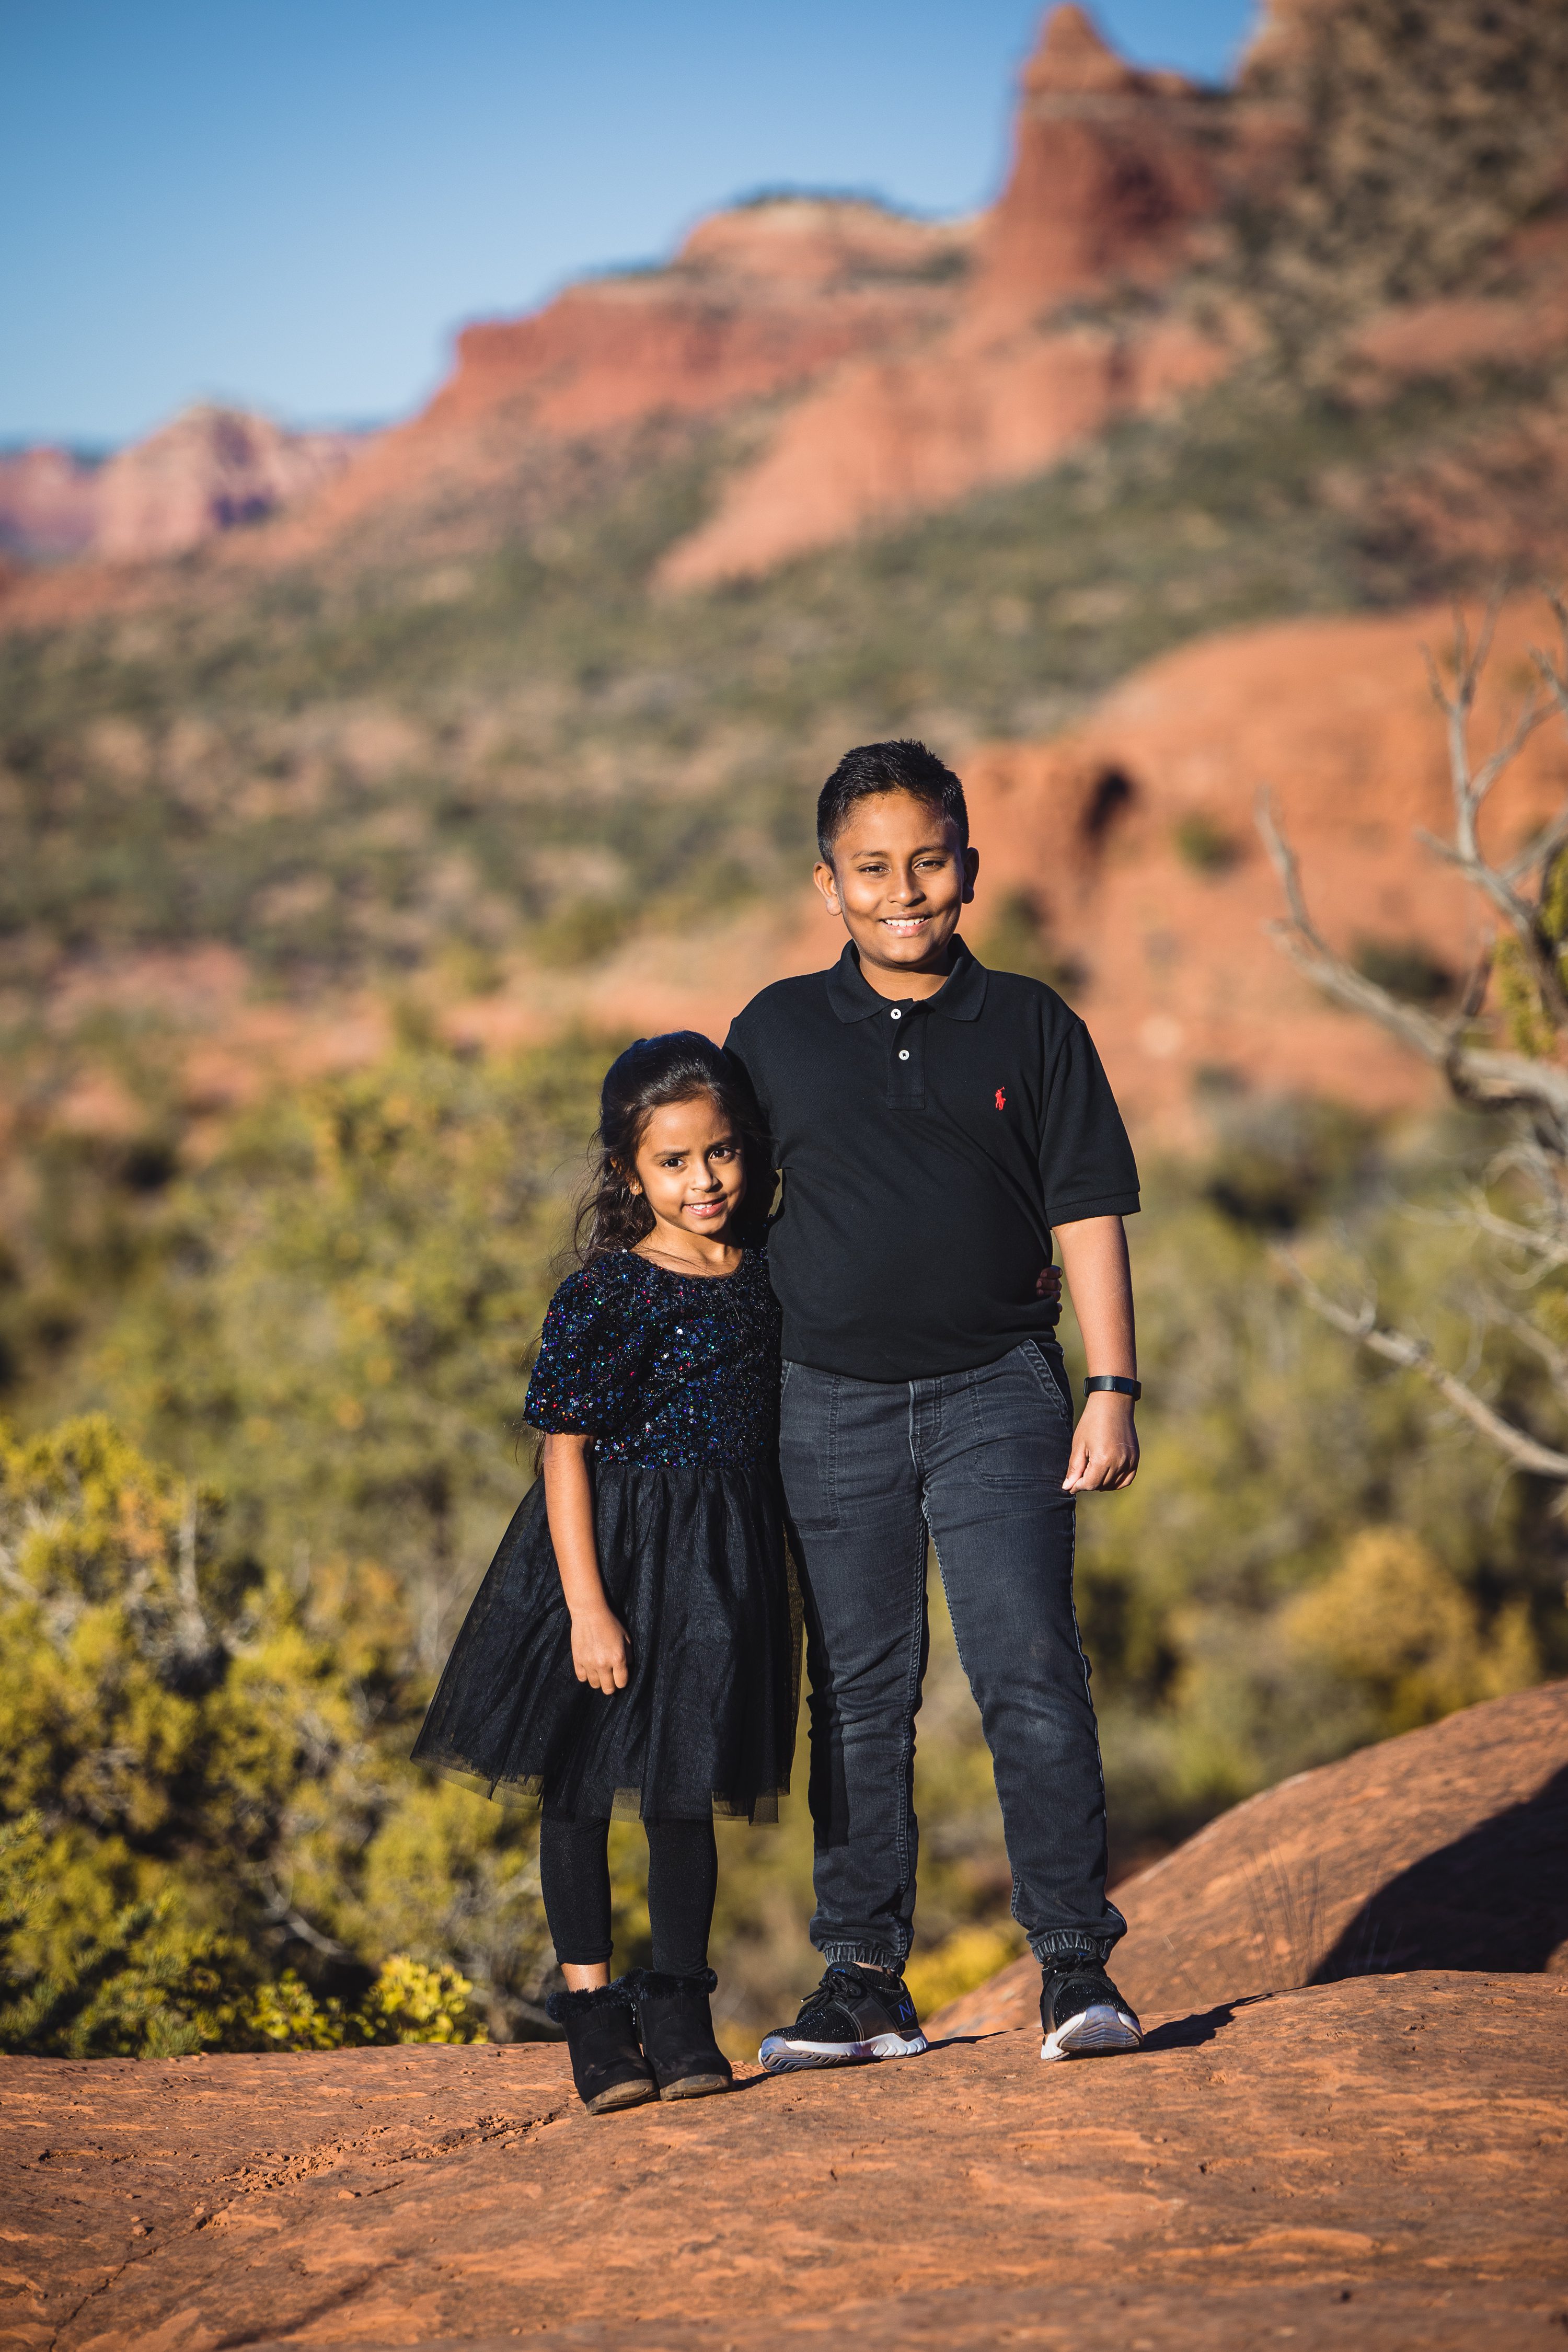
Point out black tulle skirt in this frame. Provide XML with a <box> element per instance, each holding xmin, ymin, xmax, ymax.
<box><xmin>412</xmin><ymin>1459</ymin><xmax>799</xmax><ymax>1824</ymax></box>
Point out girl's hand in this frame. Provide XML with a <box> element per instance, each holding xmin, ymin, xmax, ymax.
<box><xmin>571</xmin><ymin>1607</ymin><xmax>630</xmax><ymax>1694</ymax></box>
<box><xmin>1034</xmin><ymin>1264</ymin><xmax>1062</xmax><ymax>1306</ymax></box>
<box><xmin>1063</xmin><ymin>1393</ymin><xmax>1139</xmax><ymax>1493</ymax></box>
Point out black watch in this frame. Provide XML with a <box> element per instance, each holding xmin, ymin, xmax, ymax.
<box><xmin>1082</xmin><ymin>1375</ymin><xmax>1141</xmax><ymax>1400</ymax></box>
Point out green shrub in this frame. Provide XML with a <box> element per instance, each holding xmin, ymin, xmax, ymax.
<box><xmin>0</xmin><ymin>1414</ymin><xmax>511</xmax><ymax>2051</ymax></box>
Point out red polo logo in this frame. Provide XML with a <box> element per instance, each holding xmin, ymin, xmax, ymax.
<box><xmin>995</xmin><ymin>1087</ymin><xmax>1007</xmax><ymax>1110</ymax></box>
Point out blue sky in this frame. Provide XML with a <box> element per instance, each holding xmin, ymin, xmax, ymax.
<box><xmin>2</xmin><ymin>2</ymin><xmax>1259</xmax><ymax>447</ymax></box>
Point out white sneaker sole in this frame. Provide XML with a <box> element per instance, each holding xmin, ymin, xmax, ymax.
<box><xmin>1040</xmin><ymin>2003</ymin><xmax>1142</xmax><ymax>2062</ymax></box>
<box><xmin>758</xmin><ymin>2030</ymin><xmax>928</xmax><ymax>2074</ymax></box>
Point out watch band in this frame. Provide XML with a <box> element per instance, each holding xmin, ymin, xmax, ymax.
<box><xmin>1082</xmin><ymin>1374</ymin><xmax>1142</xmax><ymax>1400</ymax></box>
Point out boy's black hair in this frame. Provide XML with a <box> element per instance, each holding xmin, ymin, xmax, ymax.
<box><xmin>816</xmin><ymin>740</ymin><xmax>969</xmax><ymax>862</ymax></box>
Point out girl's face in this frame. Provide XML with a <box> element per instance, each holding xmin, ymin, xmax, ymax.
<box><xmin>627</xmin><ymin>1093</ymin><xmax>746</xmax><ymax>1242</ymax></box>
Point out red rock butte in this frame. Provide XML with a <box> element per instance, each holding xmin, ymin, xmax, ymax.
<box><xmin>5</xmin><ymin>1684</ymin><xmax>1564</xmax><ymax>2349</ymax></box>
<box><xmin>0</xmin><ymin>5</ymin><xmax>1285</xmax><ymax>594</ymax></box>
<box><xmin>5</xmin><ymin>0</ymin><xmax>1567</xmax><ymax>609</ymax></box>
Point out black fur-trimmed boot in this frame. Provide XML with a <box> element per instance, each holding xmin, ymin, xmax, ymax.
<box><xmin>546</xmin><ymin>1979</ymin><xmax>658</xmax><ymax>2115</ymax></box>
<box><xmin>631</xmin><ymin>1968</ymin><xmax>733</xmax><ymax>2100</ymax></box>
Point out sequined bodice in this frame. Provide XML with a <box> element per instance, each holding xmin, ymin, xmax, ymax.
<box><xmin>523</xmin><ymin>1248</ymin><xmax>781</xmax><ymax>1467</ymax></box>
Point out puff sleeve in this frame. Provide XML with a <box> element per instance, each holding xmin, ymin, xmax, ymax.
<box><xmin>523</xmin><ymin>1262</ymin><xmax>653</xmax><ymax>1439</ymax></box>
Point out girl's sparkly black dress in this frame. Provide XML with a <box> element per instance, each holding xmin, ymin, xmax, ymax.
<box><xmin>413</xmin><ymin>1248</ymin><xmax>796</xmax><ymax>1824</ymax></box>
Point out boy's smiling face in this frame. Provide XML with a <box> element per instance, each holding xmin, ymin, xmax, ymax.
<box><xmin>814</xmin><ymin>789</ymin><xmax>978</xmax><ymax>998</ymax></box>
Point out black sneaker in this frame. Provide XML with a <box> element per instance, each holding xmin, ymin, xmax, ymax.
<box><xmin>1039</xmin><ymin>1962</ymin><xmax>1142</xmax><ymax>2062</ymax></box>
<box><xmin>758</xmin><ymin>1963</ymin><xmax>928</xmax><ymax>2073</ymax></box>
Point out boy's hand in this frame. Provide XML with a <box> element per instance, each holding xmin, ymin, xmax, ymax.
<box><xmin>571</xmin><ymin>1607</ymin><xmax>631</xmax><ymax>1694</ymax></box>
<box><xmin>1034</xmin><ymin>1264</ymin><xmax>1063</xmax><ymax>1306</ymax></box>
<box><xmin>1063</xmin><ymin>1392</ymin><xmax>1138</xmax><ymax>1493</ymax></box>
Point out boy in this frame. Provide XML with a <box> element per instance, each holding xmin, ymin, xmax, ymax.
<box><xmin>724</xmin><ymin>739</ymin><xmax>1144</xmax><ymax>2073</ymax></box>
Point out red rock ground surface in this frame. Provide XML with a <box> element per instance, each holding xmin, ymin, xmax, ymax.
<box><xmin>3</xmin><ymin>1975</ymin><xmax>1565</xmax><ymax>2352</ymax></box>
<box><xmin>4</xmin><ymin>1688</ymin><xmax>1565</xmax><ymax>2352</ymax></box>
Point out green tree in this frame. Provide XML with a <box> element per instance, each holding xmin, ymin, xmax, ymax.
<box><xmin>94</xmin><ymin>1031</ymin><xmax>610</xmax><ymax>1674</ymax></box>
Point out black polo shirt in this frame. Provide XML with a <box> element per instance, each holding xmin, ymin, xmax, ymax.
<box><xmin>724</xmin><ymin>938</ymin><xmax>1138</xmax><ymax>1381</ymax></box>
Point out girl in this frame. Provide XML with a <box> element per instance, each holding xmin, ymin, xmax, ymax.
<box><xmin>413</xmin><ymin>1033</ymin><xmax>794</xmax><ymax>2113</ymax></box>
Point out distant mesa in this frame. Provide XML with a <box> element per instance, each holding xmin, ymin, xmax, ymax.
<box><xmin>0</xmin><ymin>443</ymin><xmax>101</xmax><ymax>560</ymax></box>
<box><xmin>93</xmin><ymin>402</ymin><xmax>358</xmax><ymax>560</ymax></box>
<box><xmin>0</xmin><ymin>402</ymin><xmax>358</xmax><ymax>566</ymax></box>
<box><xmin>4</xmin><ymin>0</ymin><xmax>1566</xmax><ymax>605</ymax></box>
<box><xmin>0</xmin><ymin>5</ymin><xmax>1264</xmax><ymax>586</ymax></box>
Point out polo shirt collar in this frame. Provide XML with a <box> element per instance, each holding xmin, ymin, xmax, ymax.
<box><xmin>825</xmin><ymin>937</ymin><xmax>988</xmax><ymax>1023</ymax></box>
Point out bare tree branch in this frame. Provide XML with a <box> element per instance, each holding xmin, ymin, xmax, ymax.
<box><xmin>1273</xmin><ymin>1248</ymin><xmax>1568</xmax><ymax>1480</ymax></box>
<box><xmin>1260</xmin><ymin>593</ymin><xmax>1568</xmax><ymax>1487</ymax></box>
<box><xmin>1420</xmin><ymin>596</ymin><xmax>1565</xmax><ymax>1021</ymax></box>
<box><xmin>1256</xmin><ymin>787</ymin><xmax>1568</xmax><ymax>1129</ymax></box>
<box><xmin>259</xmin><ymin>1881</ymin><xmax>349</xmax><ymax>1957</ymax></box>
<box><xmin>1462</xmin><ymin>1196</ymin><xmax>1568</xmax><ymax>1269</ymax></box>
<box><xmin>1491</xmin><ymin>1301</ymin><xmax>1568</xmax><ymax>1403</ymax></box>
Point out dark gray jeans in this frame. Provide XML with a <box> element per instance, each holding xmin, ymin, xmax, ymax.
<box><xmin>779</xmin><ymin>1341</ymin><xmax>1125</xmax><ymax>1973</ymax></box>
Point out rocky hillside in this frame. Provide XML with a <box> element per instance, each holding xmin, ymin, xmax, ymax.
<box><xmin>0</xmin><ymin>407</ymin><xmax>358</xmax><ymax>566</ymax></box>
<box><xmin>8</xmin><ymin>0</ymin><xmax>1566</xmax><ymax>612</ymax></box>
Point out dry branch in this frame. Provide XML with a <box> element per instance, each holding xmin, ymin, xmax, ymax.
<box><xmin>1272</xmin><ymin>1250</ymin><xmax>1568</xmax><ymax>1481</ymax></box>
<box><xmin>1260</xmin><ymin>595</ymin><xmax>1568</xmax><ymax>1485</ymax></box>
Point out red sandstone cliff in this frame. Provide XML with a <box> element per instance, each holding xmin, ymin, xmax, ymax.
<box><xmin>0</xmin><ymin>445</ymin><xmax>101</xmax><ymax>559</ymax></box>
<box><xmin>0</xmin><ymin>406</ymin><xmax>358</xmax><ymax>566</ymax></box>
<box><xmin>282</xmin><ymin>197</ymin><xmax>977</xmax><ymax>553</ymax></box>
<box><xmin>658</xmin><ymin>8</ymin><xmax>1253</xmax><ymax>587</ymax></box>
<box><xmin>92</xmin><ymin>403</ymin><xmax>358</xmax><ymax>559</ymax></box>
<box><xmin>7</xmin><ymin>0</ymin><xmax>1565</xmax><ymax>614</ymax></box>
<box><xmin>0</xmin><ymin>7</ymin><xmax>1265</xmax><ymax>592</ymax></box>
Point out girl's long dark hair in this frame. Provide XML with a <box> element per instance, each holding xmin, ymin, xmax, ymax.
<box><xmin>572</xmin><ymin>1031</ymin><xmax>773</xmax><ymax>1264</ymax></box>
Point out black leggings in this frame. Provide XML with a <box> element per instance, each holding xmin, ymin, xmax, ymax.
<box><xmin>538</xmin><ymin>1812</ymin><xmax>718</xmax><ymax>1977</ymax></box>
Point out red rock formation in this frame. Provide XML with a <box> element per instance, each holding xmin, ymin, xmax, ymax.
<box><xmin>283</xmin><ymin>198</ymin><xmax>974</xmax><ymax>551</ymax></box>
<box><xmin>0</xmin><ymin>10</ymin><xmax>1256</xmax><ymax>603</ymax></box>
<box><xmin>0</xmin><ymin>407</ymin><xmax>359</xmax><ymax>569</ymax></box>
<box><xmin>969</xmin><ymin>4</ymin><xmax>1220</xmax><ymax>330</ymax></box>
<box><xmin>655</xmin><ymin>306</ymin><xmax>1233</xmax><ymax>590</ymax></box>
<box><xmin>0</xmin><ymin>444</ymin><xmax>100</xmax><ymax>559</ymax></box>
<box><xmin>934</xmin><ymin>595</ymin><xmax>1568</xmax><ymax>1144</ymax></box>
<box><xmin>655</xmin><ymin>7</ymin><xmax>1254</xmax><ymax>589</ymax></box>
<box><xmin>90</xmin><ymin>403</ymin><xmax>358</xmax><ymax>559</ymax></box>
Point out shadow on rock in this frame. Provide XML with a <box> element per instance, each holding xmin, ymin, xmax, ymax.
<box><xmin>1142</xmin><ymin>1999</ymin><xmax>1250</xmax><ymax>2053</ymax></box>
<box><xmin>1312</xmin><ymin>1760</ymin><xmax>1568</xmax><ymax>1982</ymax></box>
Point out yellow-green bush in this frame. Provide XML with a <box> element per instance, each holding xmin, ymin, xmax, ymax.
<box><xmin>1283</xmin><ymin>1526</ymin><xmax>1538</xmax><ymax>1734</ymax></box>
<box><xmin>239</xmin><ymin>1955</ymin><xmax>480</xmax><ymax>2050</ymax></box>
<box><xmin>0</xmin><ymin>1417</ymin><xmax>499</xmax><ymax>2054</ymax></box>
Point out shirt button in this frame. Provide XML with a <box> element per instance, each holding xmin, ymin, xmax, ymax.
<box><xmin>890</xmin><ymin>1009</ymin><xmax>902</xmax><ymax>1020</ymax></box>
<box><xmin>898</xmin><ymin>1049</ymin><xmax>910</xmax><ymax>1061</ymax></box>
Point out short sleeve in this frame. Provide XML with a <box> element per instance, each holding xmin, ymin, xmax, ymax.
<box><xmin>1039</xmin><ymin>1014</ymin><xmax>1140</xmax><ymax>1227</ymax></box>
<box><xmin>723</xmin><ymin>1013</ymin><xmax>776</xmax><ymax>1162</ymax></box>
<box><xmin>523</xmin><ymin>1265</ymin><xmax>652</xmax><ymax>1437</ymax></box>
